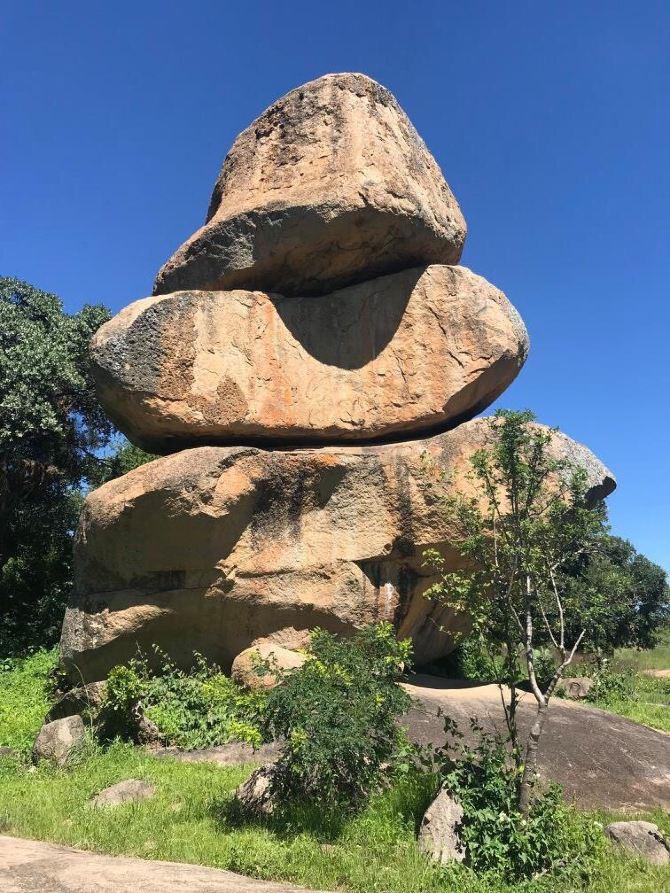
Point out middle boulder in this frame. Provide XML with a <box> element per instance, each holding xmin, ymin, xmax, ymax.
<box><xmin>91</xmin><ymin>265</ymin><xmax>528</xmax><ymax>453</ymax></box>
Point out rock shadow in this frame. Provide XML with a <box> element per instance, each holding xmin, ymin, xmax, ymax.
<box><xmin>270</xmin><ymin>266</ymin><xmax>422</xmax><ymax>370</ymax></box>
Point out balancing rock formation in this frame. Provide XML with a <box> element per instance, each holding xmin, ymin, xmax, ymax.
<box><xmin>60</xmin><ymin>73</ymin><xmax>615</xmax><ymax>682</ymax></box>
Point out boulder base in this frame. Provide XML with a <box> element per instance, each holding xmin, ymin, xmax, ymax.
<box><xmin>60</xmin><ymin>418</ymin><xmax>614</xmax><ymax>684</ymax></box>
<box><xmin>92</xmin><ymin>265</ymin><xmax>527</xmax><ymax>452</ymax></box>
<box><xmin>154</xmin><ymin>73</ymin><xmax>465</xmax><ymax>298</ymax></box>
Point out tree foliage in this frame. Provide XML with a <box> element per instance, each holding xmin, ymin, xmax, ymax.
<box><xmin>562</xmin><ymin>534</ymin><xmax>669</xmax><ymax>653</ymax></box>
<box><xmin>424</xmin><ymin>410</ymin><xmax>611</xmax><ymax>813</ymax></box>
<box><xmin>262</xmin><ymin>623</ymin><xmax>412</xmax><ymax>808</ymax></box>
<box><xmin>89</xmin><ymin>439</ymin><xmax>156</xmax><ymax>489</ymax></box>
<box><xmin>0</xmin><ymin>277</ymin><xmax>112</xmax><ymax>653</ymax></box>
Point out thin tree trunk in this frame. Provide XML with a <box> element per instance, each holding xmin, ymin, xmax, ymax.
<box><xmin>518</xmin><ymin>701</ymin><xmax>549</xmax><ymax>816</ymax></box>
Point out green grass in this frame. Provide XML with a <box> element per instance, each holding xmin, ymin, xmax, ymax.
<box><xmin>614</xmin><ymin>627</ymin><xmax>670</xmax><ymax>673</ymax></box>
<box><xmin>0</xmin><ymin>648</ymin><xmax>58</xmax><ymax>751</ymax></box>
<box><xmin>586</xmin><ymin>631</ymin><xmax>670</xmax><ymax>733</ymax></box>
<box><xmin>0</xmin><ymin>649</ymin><xmax>667</xmax><ymax>892</ymax></box>
<box><xmin>0</xmin><ymin>745</ymin><xmax>668</xmax><ymax>893</ymax></box>
<box><xmin>591</xmin><ymin>672</ymin><xmax>670</xmax><ymax>733</ymax></box>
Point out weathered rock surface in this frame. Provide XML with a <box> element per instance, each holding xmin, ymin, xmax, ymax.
<box><xmin>555</xmin><ymin>676</ymin><xmax>593</xmax><ymax>700</ymax></box>
<box><xmin>402</xmin><ymin>676</ymin><xmax>670</xmax><ymax>811</ymax></box>
<box><xmin>152</xmin><ymin>740</ymin><xmax>282</xmax><ymax>766</ymax></box>
<box><xmin>418</xmin><ymin>787</ymin><xmax>465</xmax><ymax>864</ymax></box>
<box><xmin>234</xmin><ymin>765</ymin><xmax>277</xmax><ymax>816</ymax></box>
<box><xmin>93</xmin><ymin>266</ymin><xmax>528</xmax><ymax>452</ymax></box>
<box><xmin>0</xmin><ymin>835</ymin><xmax>322</xmax><ymax>892</ymax></box>
<box><xmin>60</xmin><ymin>418</ymin><xmax>614</xmax><ymax>684</ymax></box>
<box><xmin>32</xmin><ymin>715</ymin><xmax>85</xmax><ymax>766</ymax></box>
<box><xmin>46</xmin><ymin>680</ymin><xmax>107</xmax><ymax>721</ymax></box>
<box><xmin>89</xmin><ymin>779</ymin><xmax>156</xmax><ymax>808</ymax></box>
<box><xmin>231</xmin><ymin>642</ymin><xmax>307</xmax><ymax>690</ymax></box>
<box><xmin>605</xmin><ymin>821</ymin><xmax>670</xmax><ymax>865</ymax></box>
<box><xmin>154</xmin><ymin>73</ymin><xmax>466</xmax><ymax>299</ymax></box>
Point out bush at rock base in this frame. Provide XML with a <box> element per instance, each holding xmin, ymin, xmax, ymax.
<box><xmin>262</xmin><ymin>623</ymin><xmax>413</xmax><ymax>808</ymax></box>
<box><xmin>100</xmin><ymin>650</ymin><xmax>266</xmax><ymax>748</ymax></box>
<box><xmin>433</xmin><ymin>719</ymin><xmax>603</xmax><ymax>882</ymax></box>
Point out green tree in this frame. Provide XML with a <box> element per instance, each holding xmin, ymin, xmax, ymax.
<box><xmin>0</xmin><ymin>277</ymin><xmax>112</xmax><ymax>653</ymax></box>
<box><xmin>424</xmin><ymin>410</ymin><xmax>610</xmax><ymax>814</ymax></box>
<box><xmin>562</xmin><ymin>535</ymin><xmax>669</xmax><ymax>654</ymax></box>
<box><xmin>90</xmin><ymin>438</ymin><xmax>156</xmax><ymax>488</ymax></box>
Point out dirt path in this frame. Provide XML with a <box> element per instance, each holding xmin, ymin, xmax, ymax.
<box><xmin>401</xmin><ymin>674</ymin><xmax>670</xmax><ymax>812</ymax></box>
<box><xmin>0</xmin><ymin>835</ymin><xmax>320</xmax><ymax>892</ymax></box>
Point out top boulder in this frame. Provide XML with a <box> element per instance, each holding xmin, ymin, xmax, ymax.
<box><xmin>154</xmin><ymin>73</ymin><xmax>466</xmax><ymax>298</ymax></box>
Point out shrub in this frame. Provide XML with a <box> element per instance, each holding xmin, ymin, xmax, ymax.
<box><xmin>263</xmin><ymin>623</ymin><xmax>413</xmax><ymax>808</ymax></box>
<box><xmin>0</xmin><ymin>649</ymin><xmax>57</xmax><ymax>751</ymax></box>
<box><xmin>434</xmin><ymin>719</ymin><xmax>602</xmax><ymax>882</ymax></box>
<box><xmin>101</xmin><ymin>651</ymin><xmax>265</xmax><ymax>748</ymax></box>
<box><xmin>586</xmin><ymin>664</ymin><xmax>636</xmax><ymax>705</ymax></box>
<box><xmin>433</xmin><ymin>636</ymin><xmax>495</xmax><ymax>681</ymax></box>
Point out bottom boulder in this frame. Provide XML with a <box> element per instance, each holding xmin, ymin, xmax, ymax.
<box><xmin>60</xmin><ymin>417</ymin><xmax>615</xmax><ymax>683</ymax></box>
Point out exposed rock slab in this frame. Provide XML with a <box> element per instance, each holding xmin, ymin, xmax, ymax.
<box><xmin>154</xmin><ymin>73</ymin><xmax>466</xmax><ymax>298</ymax></box>
<box><xmin>32</xmin><ymin>716</ymin><xmax>85</xmax><ymax>766</ymax></box>
<box><xmin>93</xmin><ymin>266</ymin><xmax>527</xmax><ymax>452</ymax></box>
<box><xmin>152</xmin><ymin>741</ymin><xmax>282</xmax><ymax>766</ymax></box>
<box><xmin>0</xmin><ymin>835</ymin><xmax>322</xmax><ymax>892</ymax></box>
<box><xmin>60</xmin><ymin>418</ymin><xmax>614</xmax><ymax>684</ymax></box>
<box><xmin>89</xmin><ymin>779</ymin><xmax>156</xmax><ymax>809</ymax></box>
<box><xmin>402</xmin><ymin>675</ymin><xmax>670</xmax><ymax>811</ymax></box>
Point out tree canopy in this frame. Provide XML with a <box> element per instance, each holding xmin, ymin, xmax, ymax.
<box><xmin>0</xmin><ymin>277</ymin><xmax>112</xmax><ymax>652</ymax></box>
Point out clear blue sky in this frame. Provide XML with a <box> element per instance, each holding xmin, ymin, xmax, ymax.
<box><xmin>2</xmin><ymin>2</ymin><xmax>668</xmax><ymax>571</ymax></box>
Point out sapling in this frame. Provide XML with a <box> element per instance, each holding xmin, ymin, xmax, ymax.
<box><xmin>425</xmin><ymin>410</ymin><xmax>609</xmax><ymax>814</ymax></box>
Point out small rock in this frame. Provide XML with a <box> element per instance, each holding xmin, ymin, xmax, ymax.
<box><xmin>234</xmin><ymin>764</ymin><xmax>276</xmax><ymax>816</ymax></box>
<box><xmin>89</xmin><ymin>779</ymin><xmax>156</xmax><ymax>809</ymax></box>
<box><xmin>606</xmin><ymin>821</ymin><xmax>670</xmax><ymax>865</ymax></box>
<box><xmin>418</xmin><ymin>788</ymin><xmax>465</xmax><ymax>864</ymax></box>
<box><xmin>231</xmin><ymin>643</ymin><xmax>306</xmax><ymax>691</ymax></box>
<box><xmin>0</xmin><ymin>746</ymin><xmax>16</xmax><ymax>759</ymax></box>
<box><xmin>32</xmin><ymin>716</ymin><xmax>85</xmax><ymax>766</ymax></box>
<box><xmin>555</xmin><ymin>676</ymin><xmax>593</xmax><ymax>700</ymax></box>
<box><xmin>136</xmin><ymin>710</ymin><xmax>162</xmax><ymax>747</ymax></box>
<box><xmin>46</xmin><ymin>681</ymin><xmax>107</xmax><ymax>722</ymax></box>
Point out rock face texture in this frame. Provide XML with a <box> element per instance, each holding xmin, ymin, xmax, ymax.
<box><xmin>92</xmin><ymin>265</ymin><xmax>528</xmax><ymax>452</ymax></box>
<box><xmin>605</xmin><ymin>821</ymin><xmax>670</xmax><ymax>865</ymax></box>
<box><xmin>59</xmin><ymin>71</ymin><xmax>616</xmax><ymax>683</ymax></box>
<box><xmin>231</xmin><ymin>642</ymin><xmax>308</xmax><ymax>691</ymax></box>
<box><xmin>234</xmin><ymin>765</ymin><xmax>277</xmax><ymax>816</ymax></box>
<box><xmin>418</xmin><ymin>788</ymin><xmax>465</xmax><ymax>864</ymax></box>
<box><xmin>32</xmin><ymin>716</ymin><xmax>85</xmax><ymax>766</ymax></box>
<box><xmin>60</xmin><ymin>420</ymin><xmax>614</xmax><ymax>683</ymax></box>
<box><xmin>154</xmin><ymin>73</ymin><xmax>466</xmax><ymax>299</ymax></box>
<box><xmin>89</xmin><ymin>779</ymin><xmax>156</xmax><ymax>809</ymax></box>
